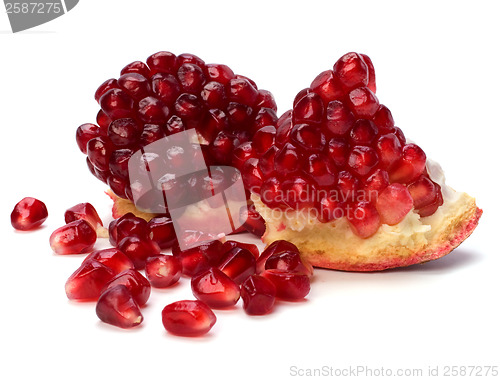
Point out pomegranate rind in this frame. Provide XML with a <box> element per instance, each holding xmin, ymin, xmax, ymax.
<box><xmin>105</xmin><ymin>189</ymin><xmax>156</xmax><ymax>221</ymax></box>
<box><xmin>253</xmin><ymin>191</ymin><xmax>482</xmax><ymax>272</ymax></box>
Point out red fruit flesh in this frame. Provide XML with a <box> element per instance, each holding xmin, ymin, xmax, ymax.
<box><xmin>83</xmin><ymin>248</ymin><xmax>135</xmax><ymax>274</ymax></box>
<box><xmin>241</xmin><ymin>275</ymin><xmax>276</xmax><ymax>315</ymax></box>
<box><xmin>256</xmin><ymin>240</ymin><xmax>300</xmax><ymax>274</ymax></box>
<box><xmin>11</xmin><ymin>197</ymin><xmax>48</xmax><ymax>231</ymax></box>
<box><xmin>117</xmin><ymin>236</ymin><xmax>161</xmax><ymax>270</ymax></box>
<box><xmin>221</xmin><ymin>240</ymin><xmax>260</xmax><ymax>260</ymax></box>
<box><xmin>103</xmin><ymin>269</ymin><xmax>151</xmax><ymax>306</ymax></box>
<box><xmin>147</xmin><ymin>216</ymin><xmax>177</xmax><ymax>249</ymax></box>
<box><xmin>145</xmin><ymin>255</ymin><xmax>182</xmax><ymax>288</ymax></box>
<box><xmin>218</xmin><ymin>247</ymin><xmax>256</xmax><ymax>284</ymax></box>
<box><xmin>76</xmin><ymin>123</ymin><xmax>100</xmax><ymax>154</ymax></box>
<box><xmin>346</xmin><ymin>201</ymin><xmax>381</xmax><ymax>239</ymax></box>
<box><xmin>265</xmin><ymin>250</ymin><xmax>314</xmax><ymax>277</ymax></box>
<box><xmin>65</xmin><ymin>259</ymin><xmax>115</xmax><ymax>301</ymax></box>
<box><xmin>109</xmin><ymin>213</ymin><xmax>149</xmax><ymax>247</ymax></box>
<box><xmin>239</xmin><ymin>203</ymin><xmax>266</xmax><ymax>237</ymax></box>
<box><xmin>191</xmin><ymin>268</ymin><xmax>240</xmax><ymax>309</ymax></box>
<box><xmin>262</xmin><ymin>269</ymin><xmax>311</xmax><ymax>301</ymax></box>
<box><xmin>376</xmin><ymin>183</ymin><xmax>414</xmax><ymax>225</ymax></box>
<box><xmin>50</xmin><ymin>220</ymin><xmax>97</xmax><ymax>255</ymax></box>
<box><xmin>161</xmin><ymin>300</ymin><xmax>216</xmax><ymax>337</ymax></box>
<box><xmin>64</xmin><ymin>202</ymin><xmax>103</xmax><ymax>231</ymax></box>
<box><xmin>96</xmin><ymin>285</ymin><xmax>143</xmax><ymax>329</ymax></box>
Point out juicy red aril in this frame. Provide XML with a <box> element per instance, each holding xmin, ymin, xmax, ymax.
<box><xmin>325</xmin><ymin>100</ymin><xmax>355</xmax><ymax>136</ymax></box>
<box><xmin>239</xmin><ymin>203</ymin><xmax>266</xmax><ymax>237</ymax></box>
<box><xmin>137</xmin><ymin>96</ymin><xmax>170</xmax><ymax>124</ymax></box>
<box><xmin>242</xmin><ymin>157</ymin><xmax>264</xmax><ymax>193</ymax></box>
<box><xmin>376</xmin><ymin>133</ymin><xmax>402</xmax><ymax>169</ymax></box>
<box><xmin>210</xmin><ymin>130</ymin><xmax>235</xmax><ymax>165</ymax></box>
<box><xmin>108</xmin><ymin>176</ymin><xmax>128</xmax><ymax>199</ymax></box>
<box><xmin>206</xmin><ymin>63</ymin><xmax>235</xmax><ymax>85</ymax></box>
<box><xmin>176</xmin><ymin>247</ymin><xmax>211</xmax><ymax>277</ymax></box>
<box><xmin>64</xmin><ymin>202</ymin><xmax>103</xmax><ymax>231</ymax></box>
<box><xmin>76</xmin><ymin>123</ymin><xmax>100</xmax><ymax>154</ymax></box>
<box><xmin>177</xmin><ymin>63</ymin><xmax>206</xmax><ymax>93</ymax></box>
<box><xmin>117</xmin><ymin>236</ymin><xmax>161</xmax><ymax>270</ymax></box>
<box><xmin>95</xmin><ymin>78</ymin><xmax>119</xmax><ymax>103</ymax></box>
<box><xmin>173</xmin><ymin>239</ymin><xmax>224</xmax><ymax>267</ymax></box>
<box><xmin>96</xmin><ymin>285</ymin><xmax>143</xmax><ymax>329</ymax></box>
<box><xmin>228</xmin><ymin>77</ymin><xmax>259</xmax><ymax>106</ymax></box>
<box><xmin>376</xmin><ymin>183</ymin><xmax>413</xmax><ymax>226</ymax></box>
<box><xmin>191</xmin><ymin>268</ymin><xmax>240</xmax><ymax>309</ymax></box>
<box><xmin>328</xmin><ymin>138</ymin><xmax>349</xmax><ymax>167</ymax></box>
<box><xmin>152</xmin><ymin>73</ymin><xmax>181</xmax><ymax>105</ymax></box>
<box><xmin>347</xmin><ymin>145</ymin><xmax>379</xmax><ymax>177</ymax></box>
<box><xmin>350</xmin><ymin>119</ymin><xmax>378</xmax><ymax>145</ymax></box>
<box><xmin>361</xmin><ymin>53</ymin><xmax>376</xmax><ymax>93</ymax></box>
<box><xmin>65</xmin><ymin>259</ymin><xmax>115</xmax><ymax>301</ymax></box>
<box><xmin>232</xmin><ymin>141</ymin><xmax>256</xmax><ymax>171</ymax></box>
<box><xmin>346</xmin><ymin>201</ymin><xmax>381</xmax><ymax>238</ymax></box>
<box><xmin>107</xmin><ymin>118</ymin><xmax>142</xmax><ymax>147</ymax></box>
<box><xmin>218</xmin><ymin>246</ymin><xmax>256</xmax><ymax>284</ymax></box>
<box><xmin>290</xmin><ymin>123</ymin><xmax>326</xmax><ymax>153</ymax></box>
<box><xmin>145</xmin><ymin>255</ymin><xmax>182</xmax><ymax>288</ymax></box>
<box><xmin>117</xmin><ymin>73</ymin><xmax>151</xmax><ymax>100</ymax></box>
<box><xmin>241</xmin><ymin>275</ymin><xmax>276</xmax><ymax>315</ymax></box>
<box><xmin>99</xmin><ymin>88</ymin><xmax>134</xmax><ymax>119</ymax></box>
<box><xmin>87</xmin><ymin>136</ymin><xmax>112</xmax><ymax>172</ymax></box>
<box><xmin>262</xmin><ymin>269</ymin><xmax>310</xmax><ymax>301</ymax></box>
<box><xmin>337</xmin><ymin>170</ymin><xmax>360</xmax><ymax>201</ymax></box>
<box><xmin>364</xmin><ymin>169</ymin><xmax>390</xmax><ymax>200</ymax></box>
<box><xmin>258</xmin><ymin>145</ymin><xmax>277</xmax><ymax>177</ymax></box>
<box><xmin>389</xmin><ymin>143</ymin><xmax>427</xmax><ymax>183</ymax></box>
<box><xmin>253</xmin><ymin>126</ymin><xmax>276</xmax><ymax>155</ymax></box>
<box><xmin>333</xmin><ymin>52</ymin><xmax>369</xmax><ymax>90</ymax></box>
<box><xmin>11</xmin><ymin>197</ymin><xmax>48</xmax><ymax>231</ymax></box>
<box><xmin>227</xmin><ymin>102</ymin><xmax>253</xmax><ymax>126</ymax></box>
<box><xmin>50</xmin><ymin>220</ymin><xmax>96</xmax><ymax>255</ymax></box>
<box><xmin>372</xmin><ymin>104</ymin><xmax>394</xmax><ymax>132</ymax></box>
<box><xmin>174</xmin><ymin>93</ymin><xmax>204</xmax><ymax>119</ymax></box>
<box><xmin>310</xmin><ymin>70</ymin><xmax>343</xmax><ymax>103</ymax></box>
<box><xmin>274</xmin><ymin>143</ymin><xmax>299</xmax><ymax>176</ymax></box>
<box><xmin>293</xmin><ymin>92</ymin><xmax>324</xmax><ymax>124</ymax></box>
<box><xmin>407</xmin><ymin>175</ymin><xmax>439</xmax><ymax>210</ymax></box>
<box><xmin>256</xmin><ymin>240</ymin><xmax>300</xmax><ymax>274</ymax></box>
<box><xmin>83</xmin><ymin>248</ymin><xmax>135</xmax><ymax>274</ymax></box>
<box><xmin>276</xmin><ymin>111</ymin><xmax>293</xmax><ymax>147</ymax></box>
<box><xmin>417</xmin><ymin>184</ymin><xmax>444</xmax><ymax>217</ymax></box>
<box><xmin>109</xmin><ymin>148</ymin><xmax>133</xmax><ymax>179</ymax></box>
<box><xmin>147</xmin><ymin>51</ymin><xmax>177</xmax><ymax>75</ymax></box>
<box><xmin>253</xmin><ymin>108</ymin><xmax>278</xmax><ymax>133</ymax></box>
<box><xmin>305</xmin><ymin>153</ymin><xmax>336</xmax><ymax>187</ymax></box>
<box><xmin>201</xmin><ymin>81</ymin><xmax>227</xmax><ymax>109</ymax></box>
<box><xmin>265</xmin><ymin>250</ymin><xmax>313</xmax><ymax>277</ymax></box>
<box><xmin>281</xmin><ymin>175</ymin><xmax>317</xmax><ymax>209</ymax></box>
<box><xmin>318</xmin><ymin>194</ymin><xmax>344</xmax><ymax>223</ymax></box>
<box><xmin>96</xmin><ymin>109</ymin><xmax>112</xmax><ymax>132</ymax></box>
<box><xmin>161</xmin><ymin>300</ymin><xmax>216</xmax><ymax>337</ymax></box>
<box><xmin>221</xmin><ymin>240</ymin><xmax>260</xmax><ymax>260</ymax></box>
<box><xmin>148</xmin><ymin>216</ymin><xmax>177</xmax><ymax>249</ymax></box>
<box><xmin>121</xmin><ymin>60</ymin><xmax>151</xmax><ymax>77</ymax></box>
<box><xmin>103</xmin><ymin>269</ymin><xmax>151</xmax><ymax>306</ymax></box>
<box><xmin>347</xmin><ymin>87</ymin><xmax>379</xmax><ymax>118</ymax></box>
<box><xmin>109</xmin><ymin>213</ymin><xmax>149</xmax><ymax>247</ymax></box>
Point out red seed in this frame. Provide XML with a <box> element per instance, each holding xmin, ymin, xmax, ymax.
<box><xmin>76</xmin><ymin>123</ymin><xmax>101</xmax><ymax>154</ymax></box>
<box><xmin>389</xmin><ymin>143</ymin><xmax>427</xmax><ymax>183</ymax></box>
<box><xmin>117</xmin><ymin>236</ymin><xmax>161</xmax><ymax>270</ymax></box>
<box><xmin>191</xmin><ymin>268</ymin><xmax>240</xmax><ymax>309</ymax></box>
<box><xmin>95</xmin><ymin>78</ymin><xmax>119</xmax><ymax>103</ymax></box>
<box><xmin>256</xmin><ymin>240</ymin><xmax>300</xmax><ymax>274</ymax></box>
<box><xmin>347</xmin><ymin>145</ymin><xmax>379</xmax><ymax>177</ymax></box>
<box><xmin>83</xmin><ymin>248</ymin><xmax>135</xmax><ymax>274</ymax></box>
<box><xmin>262</xmin><ymin>269</ymin><xmax>310</xmax><ymax>301</ymax></box>
<box><xmin>227</xmin><ymin>77</ymin><xmax>259</xmax><ymax>106</ymax></box>
<box><xmin>161</xmin><ymin>300</ymin><xmax>216</xmax><ymax>337</ymax></box>
<box><xmin>109</xmin><ymin>213</ymin><xmax>149</xmax><ymax>247</ymax></box>
<box><xmin>65</xmin><ymin>259</ymin><xmax>115</xmax><ymax>301</ymax></box>
<box><xmin>103</xmin><ymin>269</ymin><xmax>151</xmax><ymax>306</ymax></box>
<box><xmin>290</xmin><ymin>123</ymin><xmax>326</xmax><ymax>153</ymax></box>
<box><xmin>147</xmin><ymin>51</ymin><xmax>177</xmax><ymax>75</ymax></box>
<box><xmin>265</xmin><ymin>250</ymin><xmax>313</xmax><ymax>277</ymax></box>
<box><xmin>310</xmin><ymin>70</ymin><xmax>343</xmax><ymax>103</ymax></box>
<box><xmin>120</xmin><ymin>60</ymin><xmax>151</xmax><ymax>77</ymax></box>
<box><xmin>241</xmin><ymin>275</ymin><xmax>276</xmax><ymax>315</ymax></box>
<box><xmin>107</xmin><ymin>118</ymin><xmax>142</xmax><ymax>147</ymax></box>
<box><xmin>361</xmin><ymin>53</ymin><xmax>376</xmax><ymax>93</ymax></box>
<box><xmin>376</xmin><ymin>133</ymin><xmax>403</xmax><ymax>169</ymax></box>
<box><xmin>325</xmin><ymin>100</ymin><xmax>355</xmax><ymax>136</ymax></box>
<box><xmin>11</xmin><ymin>197</ymin><xmax>48</xmax><ymax>231</ymax></box>
<box><xmin>147</xmin><ymin>216</ymin><xmax>177</xmax><ymax>249</ymax></box>
<box><xmin>64</xmin><ymin>202</ymin><xmax>103</xmax><ymax>231</ymax></box>
<box><xmin>333</xmin><ymin>52</ymin><xmax>369</xmax><ymax>90</ymax></box>
<box><xmin>253</xmin><ymin>126</ymin><xmax>276</xmax><ymax>156</ymax></box>
<box><xmin>117</xmin><ymin>73</ymin><xmax>151</xmax><ymax>100</ymax></box>
<box><xmin>96</xmin><ymin>285</ymin><xmax>143</xmax><ymax>329</ymax></box>
<box><xmin>259</xmin><ymin>176</ymin><xmax>283</xmax><ymax>209</ymax></box>
<box><xmin>221</xmin><ymin>240</ymin><xmax>260</xmax><ymax>260</ymax></box>
<box><xmin>292</xmin><ymin>92</ymin><xmax>324</xmax><ymax>125</ymax></box>
<box><xmin>218</xmin><ymin>246</ymin><xmax>256</xmax><ymax>284</ymax></box>
<box><xmin>239</xmin><ymin>204</ymin><xmax>266</xmax><ymax>237</ymax></box>
<box><xmin>145</xmin><ymin>255</ymin><xmax>182</xmax><ymax>288</ymax></box>
<box><xmin>407</xmin><ymin>175</ymin><xmax>438</xmax><ymax>210</ymax></box>
<box><xmin>50</xmin><ymin>220</ymin><xmax>96</xmax><ymax>255</ymax></box>
<box><xmin>99</xmin><ymin>88</ymin><xmax>134</xmax><ymax>120</ymax></box>
<box><xmin>376</xmin><ymin>183</ymin><xmax>414</xmax><ymax>225</ymax></box>
<box><xmin>175</xmin><ymin>246</ymin><xmax>211</xmax><ymax>277</ymax></box>
<box><xmin>346</xmin><ymin>201</ymin><xmax>381</xmax><ymax>238</ymax></box>
<box><xmin>347</xmin><ymin>86</ymin><xmax>379</xmax><ymax>118</ymax></box>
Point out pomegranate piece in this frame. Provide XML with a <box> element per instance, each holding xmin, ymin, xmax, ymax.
<box><xmin>262</xmin><ymin>269</ymin><xmax>311</xmax><ymax>301</ymax></box>
<box><xmin>64</xmin><ymin>202</ymin><xmax>103</xmax><ymax>231</ymax></box>
<box><xmin>376</xmin><ymin>183</ymin><xmax>414</xmax><ymax>225</ymax></box>
<box><xmin>218</xmin><ymin>246</ymin><xmax>256</xmax><ymax>284</ymax></box>
<box><xmin>256</xmin><ymin>240</ymin><xmax>300</xmax><ymax>274</ymax></box>
<box><xmin>145</xmin><ymin>255</ymin><xmax>182</xmax><ymax>288</ymax></box>
<box><xmin>241</xmin><ymin>275</ymin><xmax>276</xmax><ymax>315</ymax></box>
<box><xmin>96</xmin><ymin>285</ymin><xmax>143</xmax><ymax>329</ymax></box>
<box><xmin>265</xmin><ymin>250</ymin><xmax>314</xmax><ymax>277</ymax></box>
<box><xmin>103</xmin><ymin>269</ymin><xmax>151</xmax><ymax>306</ymax></box>
<box><xmin>117</xmin><ymin>236</ymin><xmax>161</xmax><ymax>270</ymax></box>
<box><xmin>147</xmin><ymin>216</ymin><xmax>177</xmax><ymax>249</ymax></box>
<box><xmin>239</xmin><ymin>203</ymin><xmax>266</xmax><ymax>237</ymax></box>
<box><xmin>11</xmin><ymin>197</ymin><xmax>48</xmax><ymax>231</ymax></box>
<box><xmin>65</xmin><ymin>259</ymin><xmax>115</xmax><ymax>301</ymax></box>
<box><xmin>82</xmin><ymin>248</ymin><xmax>135</xmax><ymax>274</ymax></box>
<box><xmin>161</xmin><ymin>300</ymin><xmax>216</xmax><ymax>337</ymax></box>
<box><xmin>191</xmin><ymin>268</ymin><xmax>240</xmax><ymax>309</ymax></box>
<box><xmin>50</xmin><ymin>220</ymin><xmax>97</xmax><ymax>255</ymax></box>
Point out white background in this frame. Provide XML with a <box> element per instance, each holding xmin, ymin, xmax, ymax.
<box><xmin>1</xmin><ymin>1</ymin><xmax>499</xmax><ymax>379</ymax></box>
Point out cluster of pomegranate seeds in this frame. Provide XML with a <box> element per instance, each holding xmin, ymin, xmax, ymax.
<box><xmin>11</xmin><ymin>197</ymin><xmax>48</xmax><ymax>231</ymax></box>
<box><xmin>77</xmin><ymin>51</ymin><xmax>277</xmax><ymax>224</ymax></box>
<box><xmin>248</xmin><ymin>52</ymin><xmax>443</xmax><ymax>238</ymax></box>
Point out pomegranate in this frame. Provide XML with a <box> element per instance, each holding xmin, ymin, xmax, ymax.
<box><xmin>161</xmin><ymin>300</ymin><xmax>216</xmax><ymax>336</ymax></box>
<box><xmin>145</xmin><ymin>255</ymin><xmax>182</xmax><ymax>288</ymax></box>
<box><xmin>50</xmin><ymin>220</ymin><xmax>97</xmax><ymax>255</ymax></box>
<box><xmin>240</xmin><ymin>275</ymin><xmax>276</xmax><ymax>315</ymax></box>
<box><xmin>11</xmin><ymin>197</ymin><xmax>48</xmax><ymax>231</ymax></box>
<box><xmin>191</xmin><ymin>268</ymin><xmax>240</xmax><ymax>309</ymax></box>
<box><xmin>96</xmin><ymin>285</ymin><xmax>143</xmax><ymax>329</ymax></box>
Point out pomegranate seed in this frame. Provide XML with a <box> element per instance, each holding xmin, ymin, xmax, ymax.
<box><xmin>174</xmin><ymin>93</ymin><xmax>204</xmax><ymax>119</ymax></box>
<box><xmin>151</xmin><ymin>73</ymin><xmax>181</xmax><ymax>106</ymax></box>
<box><xmin>210</xmin><ymin>130</ymin><xmax>235</xmax><ymax>165</ymax></box>
<box><xmin>117</xmin><ymin>236</ymin><xmax>161</xmax><ymax>270</ymax></box>
<box><xmin>257</xmin><ymin>240</ymin><xmax>300</xmax><ymax>274</ymax></box>
<box><xmin>145</xmin><ymin>255</ymin><xmax>182</xmax><ymax>288</ymax></box>
<box><xmin>252</xmin><ymin>108</ymin><xmax>278</xmax><ymax>133</ymax></box>
<box><xmin>310</xmin><ymin>70</ymin><xmax>343</xmax><ymax>103</ymax></box>
<box><xmin>265</xmin><ymin>250</ymin><xmax>313</xmax><ymax>277</ymax></box>
<box><xmin>376</xmin><ymin>183</ymin><xmax>414</xmax><ymax>226</ymax></box>
<box><xmin>50</xmin><ymin>220</ymin><xmax>96</xmax><ymax>255</ymax></box>
<box><xmin>318</xmin><ymin>194</ymin><xmax>344</xmax><ymax>223</ymax></box>
<box><xmin>347</xmin><ymin>145</ymin><xmax>379</xmax><ymax>177</ymax></box>
<box><xmin>175</xmin><ymin>246</ymin><xmax>211</xmax><ymax>277</ymax></box>
<box><xmin>253</xmin><ymin>126</ymin><xmax>276</xmax><ymax>155</ymax></box>
<box><xmin>305</xmin><ymin>153</ymin><xmax>337</xmax><ymax>187</ymax></box>
<box><xmin>275</xmin><ymin>111</ymin><xmax>293</xmax><ymax>147</ymax></box>
<box><xmin>361</xmin><ymin>53</ymin><xmax>376</xmax><ymax>93</ymax></box>
<box><xmin>337</xmin><ymin>170</ymin><xmax>360</xmax><ymax>202</ymax></box>
<box><xmin>191</xmin><ymin>268</ymin><xmax>240</xmax><ymax>309</ymax></box>
<box><xmin>76</xmin><ymin>123</ymin><xmax>100</xmax><ymax>154</ymax></box>
<box><xmin>347</xmin><ymin>86</ymin><xmax>379</xmax><ymax>118</ymax></box>
<box><xmin>242</xmin><ymin>157</ymin><xmax>264</xmax><ymax>193</ymax></box>
<box><xmin>228</xmin><ymin>77</ymin><xmax>259</xmax><ymax>106</ymax></box>
<box><xmin>206</xmin><ymin>63</ymin><xmax>235</xmax><ymax>85</ymax></box>
<box><xmin>325</xmin><ymin>100</ymin><xmax>355</xmax><ymax>136</ymax></box>
<box><xmin>87</xmin><ymin>136</ymin><xmax>112</xmax><ymax>172</ymax></box>
<box><xmin>274</xmin><ymin>143</ymin><xmax>300</xmax><ymax>176</ymax></box>
<box><xmin>221</xmin><ymin>240</ymin><xmax>260</xmax><ymax>260</ymax></box>
<box><xmin>96</xmin><ymin>109</ymin><xmax>112</xmax><ymax>131</ymax></box>
<box><xmin>148</xmin><ymin>216</ymin><xmax>177</xmax><ymax>249</ymax></box>
<box><xmin>83</xmin><ymin>248</ymin><xmax>135</xmax><ymax>274</ymax></box>
<box><xmin>372</xmin><ymin>104</ymin><xmax>394</xmax><ymax>132</ymax></box>
<box><xmin>239</xmin><ymin>203</ymin><xmax>266</xmax><ymax>237</ymax></box>
<box><xmin>364</xmin><ymin>169</ymin><xmax>390</xmax><ymax>201</ymax></box>
<box><xmin>417</xmin><ymin>184</ymin><xmax>444</xmax><ymax>217</ymax></box>
<box><xmin>333</xmin><ymin>52</ymin><xmax>369</xmax><ymax>90</ymax></box>
<box><xmin>11</xmin><ymin>197</ymin><xmax>48</xmax><ymax>231</ymax></box>
<box><xmin>232</xmin><ymin>141</ymin><xmax>256</xmax><ymax>170</ymax></box>
<box><xmin>240</xmin><ymin>275</ymin><xmax>277</xmax><ymax>315</ymax></box>
<box><xmin>109</xmin><ymin>213</ymin><xmax>149</xmax><ymax>247</ymax></box>
<box><xmin>218</xmin><ymin>246</ymin><xmax>256</xmax><ymax>284</ymax></box>
<box><xmin>174</xmin><ymin>240</ymin><xmax>225</xmax><ymax>267</ymax></box>
<box><xmin>227</xmin><ymin>102</ymin><xmax>253</xmax><ymax>127</ymax></box>
<box><xmin>262</xmin><ymin>269</ymin><xmax>310</xmax><ymax>301</ymax></box>
<box><xmin>99</xmin><ymin>88</ymin><xmax>134</xmax><ymax>119</ymax></box>
<box><xmin>96</xmin><ymin>285</ymin><xmax>143</xmax><ymax>329</ymax></box>
<box><xmin>346</xmin><ymin>201</ymin><xmax>381</xmax><ymax>238</ymax></box>
<box><xmin>178</xmin><ymin>63</ymin><xmax>206</xmax><ymax>93</ymax></box>
<box><xmin>137</xmin><ymin>96</ymin><xmax>170</xmax><ymax>124</ymax></box>
<box><xmin>103</xmin><ymin>269</ymin><xmax>151</xmax><ymax>306</ymax></box>
<box><xmin>389</xmin><ymin>143</ymin><xmax>427</xmax><ymax>183</ymax></box>
<box><xmin>147</xmin><ymin>51</ymin><xmax>177</xmax><ymax>75</ymax></box>
<box><xmin>260</xmin><ymin>176</ymin><xmax>283</xmax><ymax>209</ymax></box>
<box><xmin>64</xmin><ymin>202</ymin><xmax>103</xmax><ymax>231</ymax></box>
<box><xmin>95</xmin><ymin>78</ymin><xmax>119</xmax><ymax>103</ymax></box>
<box><xmin>281</xmin><ymin>175</ymin><xmax>317</xmax><ymax>209</ymax></box>
<box><xmin>161</xmin><ymin>300</ymin><xmax>216</xmax><ymax>337</ymax></box>
<box><xmin>107</xmin><ymin>118</ymin><xmax>142</xmax><ymax>147</ymax></box>
<box><xmin>120</xmin><ymin>60</ymin><xmax>150</xmax><ymax>77</ymax></box>
<box><xmin>65</xmin><ymin>259</ymin><xmax>115</xmax><ymax>301</ymax></box>
<box><xmin>117</xmin><ymin>73</ymin><xmax>151</xmax><ymax>100</ymax></box>
<box><xmin>376</xmin><ymin>133</ymin><xmax>403</xmax><ymax>169</ymax></box>
<box><xmin>328</xmin><ymin>138</ymin><xmax>349</xmax><ymax>167</ymax></box>
<box><xmin>109</xmin><ymin>148</ymin><xmax>134</xmax><ymax>179</ymax></box>
<box><xmin>293</xmin><ymin>92</ymin><xmax>324</xmax><ymax>124</ymax></box>
<box><xmin>407</xmin><ymin>175</ymin><xmax>438</xmax><ymax>210</ymax></box>
<box><xmin>350</xmin><ymin>119</ymin><xmax>379</xmax><ymax>145</ymax></box>
<box><xmin>201</xmin><ymin>81</ymin><xmax>227</xmax><ymax>109</ymax></box>
<box><xmin>258</xmin><ymin>145</ymin><xmax>277</xmax><ymax>177</ymax></box>
<box><xmin>290</xmin><ymin>123</ymin><xmax>326</xmax><ymax>153</ymax></box>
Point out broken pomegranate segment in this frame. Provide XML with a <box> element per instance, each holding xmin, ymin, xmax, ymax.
<box><xmin>11</xmin><ymin>197</ymin><xmax>48</xmax><ymax>231</ymax></box>
<box><xmin>50</xmin><ymin>220</ymin><xmax>97</xmax><ymax>255</ymax></box>
<box><xmin>191</xmin><ymin>268</ymin><xmax>240</xmax><ymax>309</ymax></box>
<box><xmin>240</xmin><ymin>275</ymin><xmax>276</xmax><ymax>315</ymax></box>
<box><xmin>145</xmin><ymin>255</ymin><xmax>182</xmax><ymax>288</ymax></box>
<box><xmin>161</xmin><ymin>300</ymin><xmax>216</xmax><ymax>337</ymax></box>
<box><xmin>65</xmin><ymin>259</ymin><xmax>115</xmax><ymax>301</ymax></box>
<box><xmin>96</xmin><ymin>285</ymin><xmax>143</xmax><ymax>329</ymax></box>
<box><xmin>82</xmin><ymin>248</ymin><xmax>135</xmax><ymax>274</ymax></box>
<box><xmin>103</xmin><ymin>269</ymin><xmax>151</xmax><ymax>306</ymax></box>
